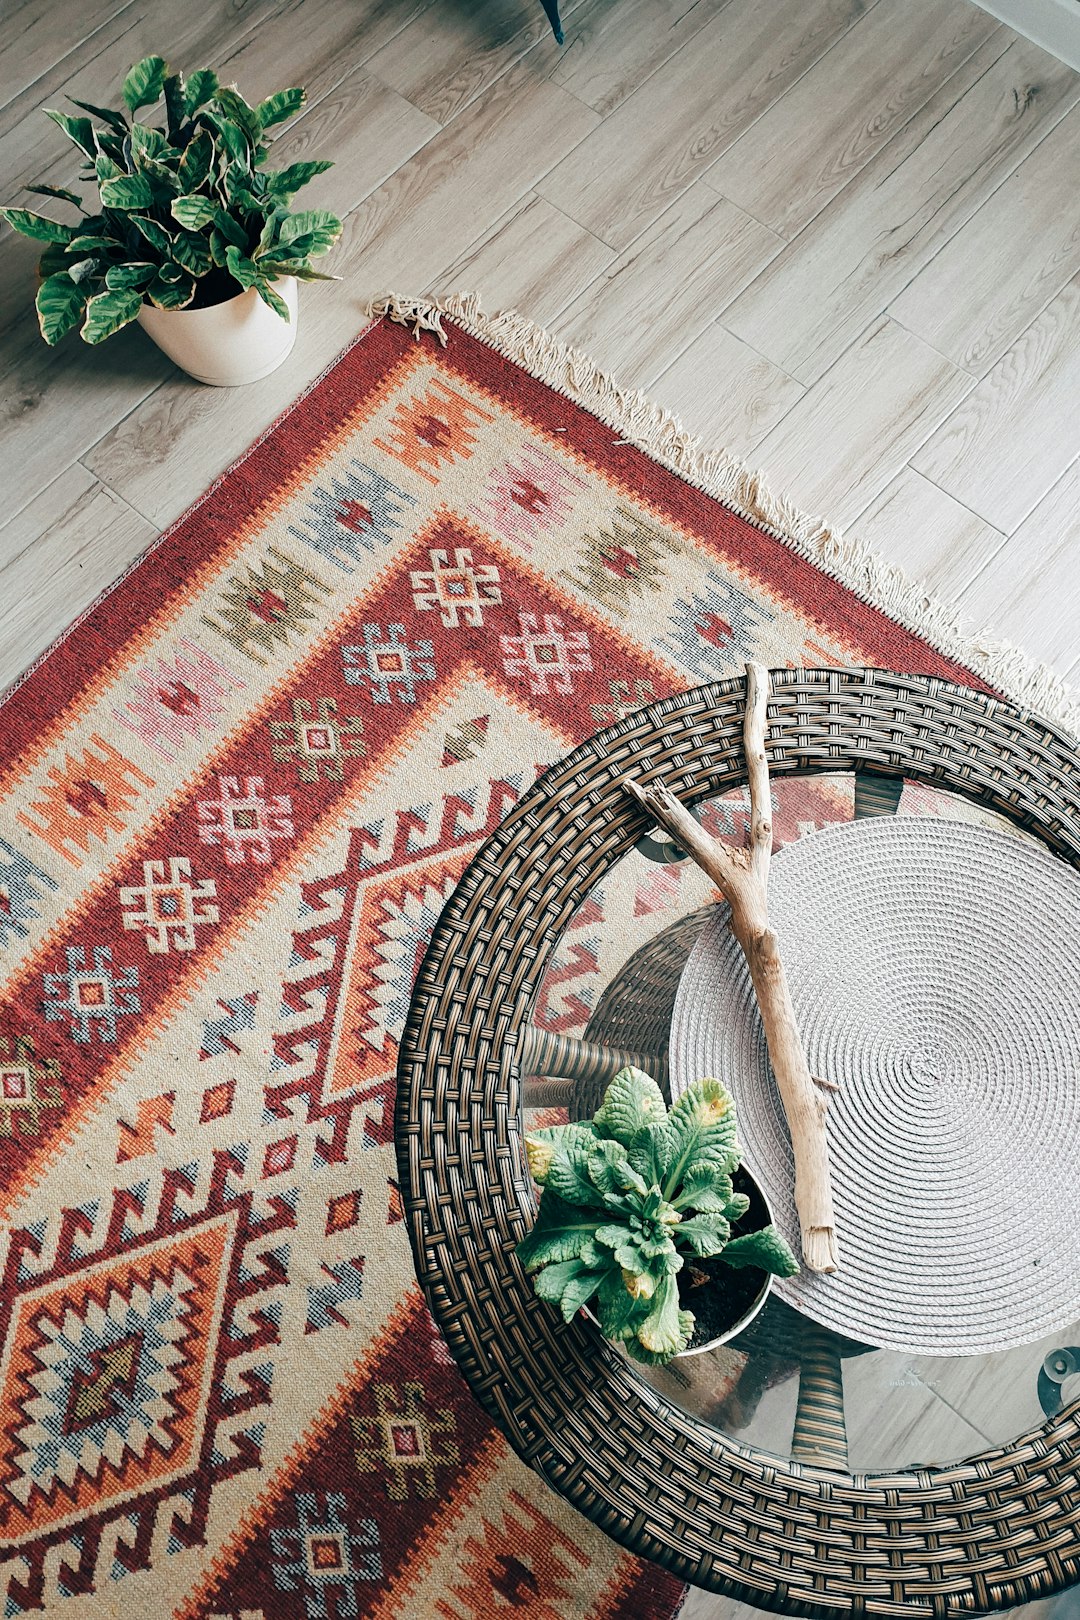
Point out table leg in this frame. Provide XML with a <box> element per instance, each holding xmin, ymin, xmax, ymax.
<box><xmin>539</xmin><ymin>0</ymin><xmax>565</xmax><ymax>42</ymax></box>
<box><xmin>791</xmin><ymin>1323</ymin><xmax>849</xmax><ymax>1470</ymax></box>
<box><xmin>519</xmin><ymin>1026</ymin><xmax>668</xmax><ymax>1109</ymax></box>
<box><xmin>853</xmin><ymin>768</ymin><xmax>904</xmax><ymax>821</ymax></box>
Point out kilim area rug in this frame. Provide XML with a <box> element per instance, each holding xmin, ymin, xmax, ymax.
<box><xmin>0</xmin><ymin>291</ymin><xmax>1072</xmax><ymax>1620</ymax></box>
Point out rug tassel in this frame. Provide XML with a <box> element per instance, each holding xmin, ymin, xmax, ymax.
<box><xmin>367</xmin><ymin>292</ymin><xmax>485</xmax><ymax>347</ymax></box>
<box><xmin>367</xmin><ymin>293</ymin><xmax>450</xmax><ymax>345</ymax></box>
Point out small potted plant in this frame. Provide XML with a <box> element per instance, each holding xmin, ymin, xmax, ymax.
<box><xmin>0</xmin><ymin>55</ymin><xmax>341</xmax><ymax>386</ymax></box>
<box><xmin>517</xmin><ymin>1068</ymin><xmax>798</xmax><ymax>1364</ymax></box>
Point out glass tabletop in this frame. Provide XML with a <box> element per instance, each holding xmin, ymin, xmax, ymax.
<box><xmin>525</xmin><ymin>772</ymin><xmax>1080</xmax><ymax>1475</ymax></box>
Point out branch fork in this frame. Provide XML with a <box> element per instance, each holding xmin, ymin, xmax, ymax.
<box><xmin>627</xmin><ymin>664</ymin><xmax>839</xmax><ymax>1274</ymax></box>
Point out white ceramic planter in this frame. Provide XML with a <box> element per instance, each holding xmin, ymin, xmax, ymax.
<box><xmin>137</xmin><ymin>276</ymin><xmax>297</xmax><ymax>386</ymax></box>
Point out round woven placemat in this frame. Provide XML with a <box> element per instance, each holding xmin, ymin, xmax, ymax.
<box><xmin>670</xmin><ymin>815</ymin><xmax>1080</xmax><ymax>1356</ymax></box>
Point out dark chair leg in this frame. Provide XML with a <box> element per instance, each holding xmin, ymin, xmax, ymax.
<box><xmin>540</xmin><ymin>0</ymin><xmax>564</xmax><ymax>43</ymax></box>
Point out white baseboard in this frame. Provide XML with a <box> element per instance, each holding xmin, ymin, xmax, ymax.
<box><xmin>970</xmin><ymin>0</ymin><xmax>1080</xmax><ymax>71</ymax></box>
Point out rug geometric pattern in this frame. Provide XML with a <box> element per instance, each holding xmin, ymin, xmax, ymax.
<box><xmin>0</xmin><ymin>312</ymin><xmax>988</xmax><ymax>1616</ymax></box>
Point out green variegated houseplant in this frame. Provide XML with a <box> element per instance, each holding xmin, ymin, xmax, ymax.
<box><xmin>1</xmin><ymin>54</ymin><xmax>341</xmax><ymax>383</ymax></box>
<box><xmin>518</xmin><ymin>1068</ymin><xmax>798</xmax><ymax>1364</ymax></box>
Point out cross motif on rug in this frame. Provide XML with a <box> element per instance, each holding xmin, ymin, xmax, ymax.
<box><xmin>197</xmin><ymin>775</ymin><xmax>295</xmax><ymax>865</ymax></box>
<box><xmin>118</xmin><ymin>856</ymin><xmax>220</xmax><ymax>953</ymax></box>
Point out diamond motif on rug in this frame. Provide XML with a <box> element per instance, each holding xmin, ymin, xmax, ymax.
<box><xmin>341</xmin><ymin>624</ymin><xmax>436</xmax><ymax>704</ymax></box>
<box><xmin>114</xmin><ymin>639</ymin><xmax>245</xmax><ymax>761</ymax></box>
<box><xmin>374</xmin><ymin>376</ymin><xmax>494</xmax><ymax>485</ymax></box>
<box><xmin>0</xmin><ymin>1223</ymin><xmax>228</xmax><ymax>1543</ymax></box>
<box><xmin>500</xmin><ymin>610</ymin><xmax>592</xmax><ymax>695</ymax></box>
<box><xmin>197</xmin><ymin>776</ymin><xmax>294</xmax><ymax>866</ymax></box>
<box><xmin>42</xmin><ymin>945</ymin><xmax>140</xmax><ymax>1044</ymax></box>
<box><xmin>287</xmin><ymin>459</ymin><xmax>416</xmax><ymax>574</ymax></box>
<box><xmin>201</xmin><ymin>547</ymin><xmax>332</xmax><ymax>666</ymax></box>
<box><xmin>17</xmin><ymin>737</ymin><xmax>155</xmax><ymax>869</ymax></box>
<box><xmin>471</xmin><ymin>442</ymin><xmax>584</xmax><ymax>552</ymax></box>
<box><xmin>660</xmin><ymin>567</ymin><xmax>775</xmax><ymax>675</ymax></box>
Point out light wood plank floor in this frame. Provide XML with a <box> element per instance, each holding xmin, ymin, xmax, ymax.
<box><xmin>2</xmin><ymin>3</ymin><xmax>1079</xmax><ymax>1616</ymax></box>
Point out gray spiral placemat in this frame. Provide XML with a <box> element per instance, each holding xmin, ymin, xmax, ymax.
<box><xmin>670</xmin><ymin>816</ymin><xmax>1080</xmax><ymax>1356</ymax></box>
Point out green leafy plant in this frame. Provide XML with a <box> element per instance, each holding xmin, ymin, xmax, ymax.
<box><xmin>517</xmin><ymin>1069</ymin><xmax>798</xmax><ymax>1365</ymax></box>
<box><xmin>1</xmin><ymin>55</ymin><xmax>342</xmax><ymax>345</ymax></box>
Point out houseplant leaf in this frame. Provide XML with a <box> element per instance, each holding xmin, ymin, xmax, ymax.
<box><xmin>524</xmin><ymin>1122</ymin><xmax>597</xmax><ymax>1185</ymax></box>
<box><xmin>263</xmin><ymin>159</ymin><xmax>333</xmax><ymax>201</ymax></box>
<box><xmin>176</xmin><ymin>130</ymin><xmax>213</xmax><ymax>191</ymax></box>
<box><xmin>586</xmin><ymin>1138</ymin><xmax>648</xmax><ymax>1200</ymax></box>
<box><xmin>224</xmin><ymin>244</ymin><xmax>259</xmax><ymax>287</ymax></box>
<box><xmin>93</xmin><ymin>131</ymin><xmax>125</xmax><ymax>165</ymax></box>
<box><xmin>122</xmin><ymin>55</ymin><xmax>168</xmax><ymax>113</ymax></box>
<box><xmin>593</xmin><ymin>1066</ymin><xmax>668</xmax><ymax>1146</ymax></box>
<box><xmin>136</xmin><ymin>154</ymin><xmax>181</xmax><ymax>193</ymax></box>
<box><xmin>104</xmin><ymin>260</ymin><xmax>156</xmax><ymax>289</ymax></box>
<box><xmin>257</xmin><ymin>259</ymin><xmax>338</xmax><ymax>282</ymax></box>
<box><xmin>99</xmin><ymin>171</ymin><xmax>156</xmax><ymax>210</ymax></box>
<box><xmin>224</xmin><ymin>163</ymin><xmax>267</xmax><ymax>214</ymax></box>
<box><xmin>184</xmin><ymin>68</ymin><xmax>218</xmax><ymax>115</ymax></box>
<box><xmin>81</xmin><ymin>286</ymin><xmax>142</xmax><ymax>342</ymax></box>
<box><xmin>671</xmin><ymin>1164</ymin><xmax>734</xmax><ymax>1214</ymax></box>
<box><xmin>211</xmin><ymin>116</ymin><xmax>249</xmax><ymax>164</ymax></box>
<box><xmin>630</xmin><ymin>1267</ymin><xmax>694</xmax><ymax>1360</ymax></box>
<box><xmin>624</xmin><ymin>1312</ymin><xmax>696</xmax><ymax>1365</ymax></box>
<box><xmin>163</xmin><ymin>71</ymin><xmax>185</xmax><ymax>139</ymax></box>
<box><xmin>65</xmin><ymin>256</ymin><xmax>104</xmax><ymax>284</ymax></box>
<box><xmin>278</xmin><ymin>208</ymin><xmax>341</xmax><ymax>255</ymax></box>
<box><xmin>129</xmin><ymin>122</ymin><xmax>171</xmax><ymax>162</ymax></box>
<box><xmin>67</xmin><ymin>97</ymin><xmax>129</xmax><ymax>132</ymax></box>
<box><xmin>95</xmin><ymin>151</ymin><xmax>124</xmax><ymax>182</ymax></box>
<box><xmin>662</xmin><ymin>1076</ymin><xmax>739</xmax><ymax>1196</ymax></box>
<box><xmin>212</xmin><ymin>209</ymin><xmax>247</xmax><ymax>247</ymax></box>
<box><xmin>252</xmin><ymin>276</ymin><xmax>292</xmax><ymax>320</ymax></box>
<box><xmin>37</xmin><ymin>241</ymin><xmax>81</xmax><ymax>274</ymax></box>
<box><xmin>674</xmin><ymin>1213</ymin><xmax>730</xmax><ymax>1258</ymax></box>
<box><xmin>214</xmin><ymin>86</ymin><xmax>262</xmax><ymax>142</ymax></box>
<box><xmin>625</xmin><ymin>1122</ymin><xmax>674</xmax><ymax>1186</ymax></box>
<box><xmin>254</xmin><ymin>208</ymin><xmax>284</xmax><ymax>258</ymax></box>
<box><xmin>170</xmin><ymin>230</ymin><xmax>212</xmax><ymax>275</ymax></box>
<box><xmin>595</xmin><ymin>1268</ymin><xmax>651</xmax><ymax>1341</ymax></box>
<box><xmin>171</xmin><ymin>193</ymin><xmax>218</xmax><ymax>230</ymax></box>
<box><xmin>547</xmin><ymin>1141</ymin><xmax>611</xmax><ymax>1209</ymax></box>
<box><xmin>67</xmin><ymin>231</ymin><xmax>117</xmax><ymax>252</ymax></box>
<box><xmin>42</xmin><ymin>108</ymin><xmax>96</xmax><ymax>157</ymax></box>
<box><xmin>255</xmin><ymin>86</ymin><xmax>305</xmax><ymax>128</ymax></box>
<box><xmin>26</xmin><ymin>183</ymin><xmax>83</xmax><ymax>206</ymax></box>
<box><xmin>129</xmin><ymin>214</ymin><xmax>172</xmax><ymax>255</ymax></box>
<box><xmin>35</xmin><ymin>272</ymin><xmax>89</xmax><ymax>344</ymax></box>
<box><xmin>533</xmin><ymin>1257</ymin><xmax>608</xmax><ymax>1322</ymax></box>
<box><xmin>515</xmin><ymin>1192</ymin><xmax>606</xmax><ymax>1270</ymax></box>
<box><xmin>722</xmin><ymin>1226</ymin><xmax>799</xmax><ymax>1277</ymax></box>
<box><xmin>145</xmin><ymin>263</ymin><xmax>195</xmax><ymax>309</ymax></box>
<box><xmin>0</xmin><ymin>208</ymin><xmax>76</xmax><ymax>243</ymax></box>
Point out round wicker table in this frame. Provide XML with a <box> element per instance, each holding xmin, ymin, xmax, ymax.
<box><xmin>396</xmin><ymin>669</ymin><xmax>1080</xmax><ymax>1617</ymax></box>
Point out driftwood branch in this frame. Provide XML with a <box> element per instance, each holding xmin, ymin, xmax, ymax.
<box><xmin>627</xmin><ymin>663</ymin><xmax>839</xmax><ymax>1274</ymax></box>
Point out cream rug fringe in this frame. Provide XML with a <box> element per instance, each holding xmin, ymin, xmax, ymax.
<box><xmin>369</xmin><ymin>291</ymin><xmax>1080</xmax><ymax>740</ymax></box>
